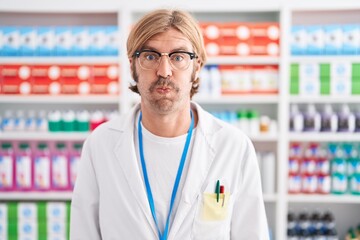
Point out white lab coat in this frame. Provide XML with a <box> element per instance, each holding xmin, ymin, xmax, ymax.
<box><xmin>70</xmin><ymin>102</ymin><xmax>269</xmax><ymax>240</ymax></box>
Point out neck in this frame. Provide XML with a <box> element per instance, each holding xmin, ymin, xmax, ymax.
<box><xmin>140</xmin><ymin>105</ymin><xmax>196</xmax><ymax>138</ymax></box>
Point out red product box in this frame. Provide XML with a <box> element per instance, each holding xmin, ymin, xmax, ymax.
<box><xmin>221</xmin><ymin>22</ymin><xmax>252</xmax><ymax>41</ymax></box>
<box><xmin>59</xmin><ymin>65</ymin><xmax>91</xmax><ymax>95</ymax></box>
<box><xmin>249</xmin><ymin>23</ymin><xmax>280</xmax><ymax>41</ymax></box>
<box><xmin>1</xmin><ymin>65</ymin><xmax>32</xmax><ymax>94</ymax></box>
<box><xmin>200</xmin><ymin>22</ymin><xmax>221</xmax><ymax>41</ymax></box>
<box><xmin>91</xmin><ymin>64</ymin><xmax>119</xmax><ymax>94</ymax></box>
<box><xmin>0</xmin><ymin>65</ymin><xmax>2</xmax><ymax>94</ymax></box>
<box><xmin>249</xmin><ymin>38</ymin><xmax>279</xmax><ymax>56</ymax></box>
<box><xmin>31</xmin><ymin>65</ymin><xmax>61</xmax><ymax>95</ymax></box>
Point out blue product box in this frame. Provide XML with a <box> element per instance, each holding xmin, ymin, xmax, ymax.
<box><xmin>37</xmin><ymin>26</ymin><xmax>56</xmax><ymax>56</ymax></box>
<box><xmin>0</xmin><ymin>28</ymin><xmax>3</xmax><ymax>56</ymax></box>
<box><xmin>72</xmin><ymin>26</ymin><xmax>90</xmax><ymax>56</ymax></box>
<box><xmin>306</xmin><ymin>25</ymin><xmax>325</xmax><ymax>55</ymax></box>
<box><xmin>291</xmin><ymin>26</ymin><xmax>307</xmax><ymax>55</ymax></box>
<box><xmin>55</xmin><ymin>26</ymin><xmax>73</xmax><ymax>56</ymax></box>
<box><xmin>342</xmin><ymin>24</ymin><xmax>359</xmax><ymax>55</ymax></box>
<box><xmin>89</xmin><ymin>26</ymin><xmax>107</xmax><ymax>56</ymax></box>
<box><xmin>324</xmin><ymin>25</ymin><xmax>342</xmax><ymax>55</ymax></box>
<box><xmin>20</xmin><ymin>27</ymin><xmax>37</xmax><ymax>56</ymax></box>
<box><xmin>104</xmin><ymin>25</ymin><xmax>119</xmax><ymax>56</ymax></box>
<box><xmin>2</xmin><ymin>27</ymin><xmax>20</xmax><ymax>56</ymax></box>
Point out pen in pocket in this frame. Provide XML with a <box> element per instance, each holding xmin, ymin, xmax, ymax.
<box><xmin>220</xmin><ymin>185</ymin><xmax>225</xmax><ymax>207</ymax></box>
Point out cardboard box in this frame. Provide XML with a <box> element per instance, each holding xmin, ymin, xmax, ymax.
<box><xmin>31</xmin><ymin>65</ymin><xmax>61</xmax><ymax>94</ymax></box>
<box><xmin>91</xmin><ymin>65</ymin><xmax>119</xmax><ymax>94</ymax></box>
<box><xmin>20</xmin><ymin>27</ymin><xmax>37</xmax><ymax>56</ymax></box>
<box><xmin>2</xmin><ymin>27</ymin><xmax>20</xmax><ymax>56</ymax></box>
<box><xmin>55</xmin><ymin>27</ymin><xmax>73</xmax><ymax>56</ymax></box>
<box><xmin>37</xmin><ymin>27</ymin><xmax>56</xmax><ymax>56</ymax></box>
<box><xmin>324</xmin><ymin>25</ymin><xmax>342</xmax><ymax>55</ymax></box>
<box><xmin>291</xmin><ymin>26</ymin><xmax>307</xmax><ymax>55</ymax></box>
<box><xmin>306</xmin><ymin>25</ymin><xmax>325</xmax><ymax>55</ymax></box>
<box><xmin>342</xmin><ymin>24</ymin><xmax>359</xmax><ymax>55</ymax></box>
<box><xmin>1</xmin><ymin>65</ymin><xmax>31</xmax><ymax>94</ymax></box>
<box><xmin>59</xmin><ymin>65</ymin><xmax>91</xmax><ymax>94</ymax></box>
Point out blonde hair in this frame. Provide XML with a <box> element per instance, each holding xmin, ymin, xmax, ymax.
<box><xmin>127</xmin><ymin>9</ymin><xmax>207</xmax><ymax>98</ymax></box>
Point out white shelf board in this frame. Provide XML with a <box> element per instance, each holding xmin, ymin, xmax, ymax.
<box><xmin>0</xmin><ymin>57</ymin><xmax>119</xmax><ymax>65</ymax></box>
<box><xmin>194</xmin><ymin>94</ymin><xmax>279</xmax><ymax>104</ymax></box>
<box><xmin>289</xmin><ymin>133</ymin><xmax>360</xmax><ymax>142</ymax></box>
<box><xmin>289</xmin><ymin>96</ymin><xmax>360</xmax><ymax>104</ymax></box>
<box><xmin>0</xmin><ymin>191</ymin><xmax>72</xmax><ymax>201</ymax></box>
<box><xmin>289</xmin><ymin>0</ymin><xmax>360</xmax><ymax>11</ymax></box>
<box><xmin>207</xmin><ymin>56</ymin><xmax>280</xmax><ymax>65</ymax></box>
<box><xmin>290</xmin><ymin>56</ymin><xmax>360</xmax><ymax>63</ymax></box>
<box><xmin>0</xmin><ymin>132</ymin><xmax>89</xmax><ymax>141</ymax></box>
<box><xmin>0</xmin><ymin>95</ymin><xmax>119</xmax><ymax>104</ymax></box>
<box><xmin>288</xmin><ymin>194</ymin><xmax>360</xmax><ymax>204</ymax></box>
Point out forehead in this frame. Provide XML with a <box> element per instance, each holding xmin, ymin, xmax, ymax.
<box><xmin>143</xmin><ymin>28</ymin><xmax>193</xmax><ymax>51</ymax></box>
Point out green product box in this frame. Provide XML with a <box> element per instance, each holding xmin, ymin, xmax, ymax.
<box><xmin>290</xmin><ymin>63</ymin><xmax>299</xmax><ymax>78</ymax></box>
<box><xmin>290</xmin><ymin>81</ymin><xmax>299</xmax><ymax>95</ymax></box>
<box><xmin>352</xmin><ymin>80</ymin><xmax>360</xmax><ymax>95</ymax></box>
<box><xmin>352</xmin><ymin>63</ymin><xmax>360</xmax><ymax>78</ymax></box>
<box><xmin>320</xmin><ymin>81</ymin><xmax>330</xmax><ymax>95</ymax></box>
<box><xmin>320</xmin><ymin>63</ymin><xmax>330</xmax><ymax>77</ymax></box>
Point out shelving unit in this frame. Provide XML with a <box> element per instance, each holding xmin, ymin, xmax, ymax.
<box><xmin>1</xmin><ymin>1</ymin><xmax>360</xmax><ymax>239</ymax></box>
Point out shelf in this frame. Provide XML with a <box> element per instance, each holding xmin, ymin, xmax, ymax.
<box><xmin>194</xmin><ymin>94</ymin><xmax>279</xmax><ymax>104</ymax></box>
<box><xmin>0</xmin><ymin>132</ymin><xmax>89</xmax><ymax>141</ymax></box>
<box><xmin>289</xmin><ymin>96</ymin><xmax>360</xmax><ymax>104</ymax></box>
<box><xmin>0</xmin><ymin>57</ymin><xmax>119</xmax><ymax>65</ymax></box>
<box><xmin>288</xmin><ymin>194</ymin><xmax>360</xmax><ymax>204</ymax></box>
<box><xmin>0</xmin><ymin>95</ymin><xmax>119</xmax><ymax>104</ymax></box>
<box><xmin>290</xmin><ymin>56</ymin><xmax>360</xmax><ymax>63</ymax></box>
<box><xmin>207</xmin><ymin>56</ymin><xmax>280</xmax><ymax>65</ymax></box>
<box><xmin>289</xmin><ymin>0</ymin><xmax>360</xmax><ymax>11</ymax></box>
<box><xmin>289</xmin><ymin>133</ymin><xmax>360</xmax><ymax>142</ymax></box>
<box><xmin>0</xmin><ymin>191</ymin><xmax>72</xmax><ymax>201</ymax></box>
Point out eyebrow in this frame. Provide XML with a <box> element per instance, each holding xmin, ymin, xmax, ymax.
<box><xmin>141</xmin><ymin>45</ymin><xmax>192</xmax><ymax>52</ymax></box>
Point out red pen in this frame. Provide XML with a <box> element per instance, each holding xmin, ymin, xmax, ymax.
<box><xmin>220</xmin><ymin>185</ymin><xmax>225</xmax><ymax>207</ymax></box>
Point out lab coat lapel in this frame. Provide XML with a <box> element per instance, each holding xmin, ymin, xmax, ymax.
<box><xmin>111</xmin><ymin>105</ymin><xmax>158</xmax><ymax>237</ymax></box>
<box><xmin>168</xmin><ymin>103</ymin><xmax>220</xmax><ymax>239</ymax></box>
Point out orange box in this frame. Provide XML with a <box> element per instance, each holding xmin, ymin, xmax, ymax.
<box><xmin>31</xmin><ymin>65</ymin><xmax>61</xmax><ymax>95</ymax></box>
<box><xmin>249</xmin><ymin>23</ymin><xmax>280</xmax><ymax>41</ymax></box>
<box><xmin>200</xmin><ymin>22</ymin><xmax>221</xmax><ymax>41</ymax></box>
<box><xmin>221</xmin><ymin>22</ymin><xmax>252</xmax><ymax>41</ymax></box>
<box><xmin>1</xmin><ymin>65</ymin><xmax>31</xmax><ymax>94</ymax></box>
<box><xmin>59</xmin><ymin>65</ymin><xmax>91</xmax><ymax>95</ymax></box>
<box><xmin>249</xmin><ymin>38</ymin><xmax>279</xmax><ymax>56</ymax></box>
<box><xmin>91</xmin><ymin>64</ymin><xmax>119</xmax><ymax>94</ymax></box>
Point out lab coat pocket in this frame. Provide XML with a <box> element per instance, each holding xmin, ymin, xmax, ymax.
<box><xmin>191</xmin><ymin>192</ymin><xmax>231</xmax><ymax>240</ymax></box>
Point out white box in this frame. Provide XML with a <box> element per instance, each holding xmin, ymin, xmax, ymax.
<box><xmin>331</xmin><ymin>61</ymin><xmax>351</xmax><ymax>78</ymax></box>
<box><xmin>2</xmin><ymin>27</ymin><xmax>20</xmax><ymax>56</ymax></box>
<box><xmin>325</xmin><ymin>25</ymin><xmax>342</xmax><ymax>55</ymax></box>
<box><xmin>342</xmin><ymin>24</ymin><xmax>360</xmax><ymax>55</ymax></box>
<box><xmin>55</xmin><ymin>26</ymin><xmax>73</xmax><ymax>56</ymax></box>
<box><xmin>291</xmin><ymin>25</ymin><xmax>307</xmax><ymax>55</ymax></box>
<box><xmin>20</xmin><ymin>27</ymin><xmax>37</xmax><ymax>56</ymax></box>
<box><xmin>18</xmin><ymin>220</ymin><xmax>38</xmax><ymax>239</ymax></box>
<box><xmin>306</xmin><ymin>25</ymin><xmax>325</xmax><ymax>55</ymax></box>
<box><xmin>300</xmin><ymin>63</ymin><xmax>319</xmax><ymax>79</ymax></box>
<box><xmin>18</xmin><ymin>203</ymin><xmax>37</xmax><ymax>220</ymax></box>
<box><xmin>37</xmin><ymin>26</ymin><xmax>56</xmax><ymax>56</ymax></box>
<box><xmin>72</xmin><ymin>26</ymin><xmax>90</xmax><ymax>56</ymax></box>
<box><xmin>47</xmin><ymin>220</ymin><xmax>66</xmax><ymax>237</ymax></box>
<box><xmin>47</xmin><ymin>202</ymin><xmax>67</xmax><ymax>220</ymax></box>
<box><xmin>331</xmin><ymin>77</ymin><xmax>351</xmax><ymax>96</ymax></box>
<box><xmin>300</xmin><ymin>78</ymin><xmax>320</xmax><ymax>96</ymax></box>
<box><xmin>89</xmin><ymin>26</ymin><xmax>107</xmax><ymax>56</ymax></box>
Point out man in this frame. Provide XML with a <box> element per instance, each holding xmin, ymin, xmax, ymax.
<box><xmin>70</xmin><ymin>9</ymin><xmax>269</xmax><ymax>240</ymax></box>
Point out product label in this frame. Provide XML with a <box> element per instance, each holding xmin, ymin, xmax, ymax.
<box><xmin>70</xmin><ymin>156</ymin><xmax>80</xmax><ymax>187</ymax></box>
<box><xmin>16</xmin><ymin>156</ymin><xmax>32</xmax><ymax>188</ymax></box>
<box><xmin>52</xmin><ymin>155</ymin><xmax>68</xmax><ymax>188</ymax></box>
<box><xmin>34</xmin><ymin>157</ymin><xmax>50</xmax><ymax>189</ymax></box>
<box><xmin>0</xmin><ymin>156</ymin><xmax>13</xmax><ymax>188</ymax></box>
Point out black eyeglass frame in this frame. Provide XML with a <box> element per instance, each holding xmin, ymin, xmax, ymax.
<box><xmin>133</xmin><ymin>50</ymin><xmax>198</xmax><ymax>60</ymax></box>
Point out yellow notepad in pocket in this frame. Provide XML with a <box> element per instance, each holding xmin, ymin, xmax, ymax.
<box><xmin>201</xmin><ymin>192</ymin><xmax>229</xmax><ymax>221</ymax></box>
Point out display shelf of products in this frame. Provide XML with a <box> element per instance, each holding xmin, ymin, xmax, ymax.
<box><xmin>194</xmin><ymin>95</ymin><xmax>279</xmax><ymax>104</ymax></box>
<box><xmin>289</xmin><ymin>96</ymin><xmax>360</xmax><ymax>104</ymax></box>
<box><xmin>290</xmin><ymin>56</ymin><xmax>360</xmax><ymax>64</ymax></box>
<box><xmin>289</xmin><ymin>0</ymin><xmax>360</xmax><ymax>11</ymax></box>
<box><xmin>249</xmin><ymin>134</ymin><xmax>278</xmax><ymax>142</ymax></box>
<box><xmin>0</xmin><ymin>57</ymin><xmax>119</xmax><ymax>64</ymax></box>
<box><xmin>0</xmin><ymin>95</ymin><xmax>119</xmax><ymax>104</ymax></box>
<box><xmin>289</xmin><ymin>133</ymin><xmax>360</xmax><ymax>142</ymax></box>
<box><xmin>207</xmin><ymin>56</ymin><xmax>280</xmax><ymax>65</ymax></box>
<box><xmin>0</xmin><ymin>192</ymin><xmax>73</xmax><ymax>201</ymax></box>
<box><xmin>0</xmin><ymin>132</ymin><xmax>89</xmax><ymax>141</ymax></box>
<box><xmin>288</xmin><ymin>194</ymin><xmax>360</xmax><ymax>204</ymax></box>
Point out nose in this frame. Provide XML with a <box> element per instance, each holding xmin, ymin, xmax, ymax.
<box><xmin>156</xmin><ymin>55</ymin><xmax>173</xmax><ymax>78</ymax></box>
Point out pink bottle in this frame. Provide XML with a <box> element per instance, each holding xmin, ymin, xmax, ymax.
<box><xmin>69</xmin><ymin>142</ymin><xmax>82</xmax><ymax>189</ymax></box>
<box><xmin>0</xmin><ymin>142</ymin><xmax>15</xmax><ymax>191</ymax></box>
<box><xmin>15</xmin><ymin>142</ymin><xmax>33</xmax><ymax>191</ymax></box>
<box><xmin>51</xmin><ymin>142</ymin><xmax>69</xmax><ymax>190</ymax></box>
<box><xmin>33</xmin><ymin>142</ymin><xmax>51</xmax><ymax>191</ymax></box>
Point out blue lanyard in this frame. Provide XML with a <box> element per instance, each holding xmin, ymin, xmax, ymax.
<box><xmin>138</xmin><ymin>111</ymin><xmax>194</xmax><ymax>240</ymax></box>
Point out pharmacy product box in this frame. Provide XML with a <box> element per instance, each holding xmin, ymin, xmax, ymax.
<box><xmin>89</xmin><ymin>26</ymin><xmax>107</xmax><ymax>56</ymax></box>
<box><xmin>320</xmin><ymin>77</ymin><xmax>330</xmax><ymax>95</ymax></box>
<box><xmin>251</xmin><ymin>65</ymin><xmax>278</xmax><ymax>94</ymax></box>
<box><xmin>71</xmin><ymin>26</ymin><xmax>90</xmax><ymax>56</ymax></box>
<box><xmin>2</xmin><ymin>27</ymin><xmax>20</xmax><ymax>56</ymax></box>
<box><xmin>204</xmin><ymin>41</ymin><xmax>221</xmax><ymax>56</ymax></box>
<box><xmin>342</xmin><ymin>24</ymin><xmax>359</xmax><ymax>55</ymax></box>
<box><xmin>306</xmin><ymin>25</ymin><xmax>325</xmax><ymax>55</ymax></box>
<box><xmin>299</xmin><ymin>63</ymin><xmax>319</xmax><ymax>80</ymax></box>
<box><xmin>320</xmin><ymin>63</ymin><xmax>330</xmax><ymax>77</ymax></box>
<box><xmin>31</xmin><ymin>65</ymin><xmax>61</xmax><ymax>95</ymax></box>
<box><xmin>250</xmin><ymin>38</ymin><xmax>279</xmax><ymax>56</ymax></box>
<box><xmin>103</xmin><ymin>26</ymin><xmax>119</xmax><ymax>56</ymax></box>
<box><xmin>1</xmin><ymin>65</ymin><xmax>31</xmax><ymax>94</ymax></box>
<box><xmin>200</xmin><ymin>22</ymin><xmax>221</xmax><ymax>41</ymax></box>
<box><xmin>0</xmin><ymin>28</ymin><xmax>4</xmax><ymax>56</ymax></box>
<box><xmin>352</xmin><ymin>63</ymin><xmax>360</xmax><ymax>78</ymax></box>
<box><xmin>48</xmin><ymin>220</ymin><xmax>66</xmax><ymax>238</ymax></box>
<box><xmin>250</xmin><ymin>23</ymin><xmax>280</xmax><ymax>42</ymax></box>
<box><xmin>47</xmin><ymin>202</ymin><xmax>67</xmax><ymax>220</ymax></box>
<box><xmin>51</xmin><ymin>150</ymin><xmax>70</xmax><ymax>190</ymax></box>
<box><xmin>352</xmin><ymin>79</ymin><xmax>360</xmax><ymax>95</ymax></box>
<box><xmin>290</xmin><ymin>79</ymin><xmax>300</xmax><ymax>95</ymax></box>
<box><xmin>300</xmin><ymin>78</ymin><xmax>320</xmax><ymax>96</ymax></box>
<box><xmin>18</xmin><ymin>203</ymin><xmax>37</xmax><ymax>221</ymax></box>
<box><xmin>91</xmin><ymin>65</ymin><xmax>119</xmax><ymax>94</ymax></box>
<box><xmin>55</xmin><ymin>27</ymin><xmax>73</xmax><ymax>56</ymax></box>
<box><xmin>331</xmin><ymin>61</ymin><xmax>351</xmax><ymax>78</ymax></box>
<box><xmin>324</xmin><ymin>25</ymin><xmax>343</xmax><ymax>55</ymax></box>
<box><xmin>331</xmin><ymin>77</ymin><xmax>351</xmax><ymax>96</ymax></box>
<box><xmin>18</xmin><ymin>220</ymin><xmax>38</xmax><ymax>239</ymax></box>
<box><xmin>221</xmin><ymin>22</ymin><xmax>251</xmax><ymax>40</ymax></box>
<box><xmin>60</xmin><ymin>65</ymin><xmax>91</xmax><ymax>94</ymax></box>
<box><xmin>20</xmin><ymin>27</ymin><xmax>37</xmax><ymax>56</ymax></box>
<box><xmin>291</xmin><ymin>26</ymin><xmax>307</xmax><ymax>55</ymax></box>
<box><xmin>219</xmin><ymin>65</ymin><xmax>252</xmax><ymax>94</ymax></box>
<box><xmin>37</xmin><ymin>27</ymin><xmax>56</xmax><ymax>56</ymax></box>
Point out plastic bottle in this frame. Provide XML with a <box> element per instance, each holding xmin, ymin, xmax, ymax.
<box><xmin>2</xmin><ymin>110</ymin><xmax>14</xmax><ymax>131</ymax></box>
<box><xmin>338</xmin><ymin>104</ymin><xmax>355</xmax><ymax>132</ymax></box>
<box><xmin>198</xmin><ymin>66</ymin><xmax>211</xmax><ymax>97</ymax></box>
<box><xmin>48</xmin><ymin>110</ymin><xmax>62</xmax><ymax>132</ymax></box>
<box><xmin>261</xmin><ymin>152</ymin><xmax>275</xmax><ymax>194</ymax></box>
<box><xmin>62</xmin><ymin>110</ymin><xmax>76</xmax><ymax>132</ymax></box>
<box><xmin>25</xmin><ymin>110</ymin><xmax>37</xmax><ymax>131</ymax></box>
<box><xmin>303</xmin><ymin>104</ymin><xmax>321</xmax><ymax>132</ymax></box>
<box><xmin>248</xmin><ymin>110</ymin><xmax>260</xmax><ymax>136</ymax></box>
<box><xmin>15</xmin><ymin>142</ymin><xmax>33</xmax><ymax>191</ymax></box>
<box><xmin>75</xmin><ymin>110</ymin><xmax>90</xmax><ymax>132</ymax></box>
<box><xmin>320</xmin><ymin>104</ymin><xmax>338</xmax><ymax>132</ymax></box>
<box><xmin>51</xmin><ymin>142</ymin><xmax>69</xmax><ymax>190</ymax></box>
<box><xmin>36</xmin><ymin>110</ymin><xmax>48</xmax><ymax>132</ymax></box>
<box><xmin>90</xmin><ymin>110</ymin><xmax>106</xmax><ymax>131</ymax></box>
<box><xmin>33</xmin><ymin>142</ymin><xmax>51</xmax><ymax>191</ymax></box>
<box><xmin>237</xmin><ymin>110</ymin><xmax>250</xmax><ymax>135</ymax></box>
<box><xmin>0</xmin><ymin>142</ymin><xmax>15</xmax><ymax>191</ymax></box>
<box><xmin>14</xmin><ymin>110</ymin><xmax>26</xmax><ymax>131</ymax></box>
<box><xmin>209</xmin><ymin>65</ymin><xmax>222</xmax><ymax>97</ymax></box>
<box><xmin>290</xmin><ymin>104</ymin><xmax>304</xmax><ymax>132</ymax></box>
<box><xmin>355</xmin><ymin>106</ymin><xmax>360</xmax><ymax>132</ymax></box>
<box><xmin>69</xmin><ymin>142</ymin><xmax>82</xmax><ymax>189</ymax></box>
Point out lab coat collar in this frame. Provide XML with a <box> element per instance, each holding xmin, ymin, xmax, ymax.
<box><xmin>110</xmin><ymin>102</ymin><xmax>222</xmax><ymax>238</ymax></box>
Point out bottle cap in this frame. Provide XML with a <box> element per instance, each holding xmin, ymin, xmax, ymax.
<box><xmin>19</xmin><ymin>143</ymin><xmax>30</xmax><ymax>149</ymax></box>
<box><xmin>1</xmin><ymin>142</ymin><xmax>12</xmax><ymax>149</ymax></box>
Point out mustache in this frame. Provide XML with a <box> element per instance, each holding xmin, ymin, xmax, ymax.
<box><xmin>149</xmin><ymin>77</ymin><xmax>179</xmax><ymax>92</ymax></box>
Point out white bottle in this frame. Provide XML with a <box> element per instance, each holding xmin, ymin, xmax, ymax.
<box><xmin>303</xmin><ymin>104</ymin><xmax>321</xmax><ymax>132</ymax></box>
<box><xmin>338</xmin><ymin>104</ymin><xmax>355</xmax><ymax>132</ymax></box>
<box><xmin>209</xmin><ymin>66</ymin><xmax>222</xmax><ymax>97</ymax></box>
<box><xmin>198</xmin><ymin>67</ymin><xmax>211</xmax><ymax>97</ymax></box>
<box><xmin>290</xmin><ymin>104</ymin><xmax>304</xmax><ymax>132</ymax></box>
<box><xmin>320</xmin><ymin>104</ymin><xmax>338</xmax><ymax>132</ymax></box>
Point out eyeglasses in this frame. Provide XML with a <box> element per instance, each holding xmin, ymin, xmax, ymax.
<box><xmin>133</xmin><ymin>50</ymin><xmax>198</xmax><ymax>71</ymax></box>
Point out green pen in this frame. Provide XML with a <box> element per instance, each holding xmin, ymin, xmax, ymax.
<box><xmin>215</xmin><ymin>180</ymin><xmax>220</xmax><ymax>202</ymax></box>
